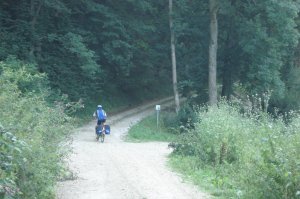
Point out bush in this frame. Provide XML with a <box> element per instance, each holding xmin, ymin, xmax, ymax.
<box><xmin>0</xmin><ymin>61</ymin><xmax>74</xmax><ymax>198</ymax></box>
<box><xmin>0</xmin><ymin>126</ymin><xmax>27</xmax><ymax>198</ymax></box>
<box><xmin>171</xmin><ymin>101</ymin><xmax>300</xmax><ymax>198</ymax></box>
<box><xmin>177</xmin><ymin>104</ymin><xmax>198</xmax><ymax>129</ymax></box>
<box><xmin>173</xmin><ymin>102</ymin><xmax>247</xmax><ymax>165</ymax></box>
<box><xmin>270</xmin><ymin>67</ymin><xmax>300</xmax><ymax>113</ymax></box>
<box><xmin>162</xmin><ymin>112</ymin><xmax>179</xmax><ymax>130</ymax></box>
<box><xmin>162</xmin><ymin>103</ymin><xmax>198</xmax><ymax>134</ymax></box>
<box><xmin>242</xmin><ymin>115</ymin><xmax>300</xmax><ymax>199</ymax></box>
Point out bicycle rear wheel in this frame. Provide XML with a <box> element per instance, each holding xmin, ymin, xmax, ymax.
<box><xmin>100</xmin><ymin>133</ymin><xmax>105</xmax><ymax>143</ymax></box>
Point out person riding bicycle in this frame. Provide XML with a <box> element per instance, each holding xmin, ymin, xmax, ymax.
<box><xmin>93</xmin><ymin>105</ymin><xmax>107</xmax><ymax>125</ymax></box>
<box><xmin>93</xmin><ymin>105</ymin><xmax>107</xmax><ymax>141</ymax></box>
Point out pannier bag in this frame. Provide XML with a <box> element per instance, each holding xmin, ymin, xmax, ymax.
<box><xmin>96</xmin><ymin>125</ymin><xmax>103</xmax><ymax>135</ymax></box>
<box><xmin>105</xmin><ymin>125</ymin><xmax>110</xmax><ymax>135</ymax></box>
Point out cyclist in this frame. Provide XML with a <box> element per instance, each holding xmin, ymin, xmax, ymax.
<box><xmin>93</xmin><ymin>105</ymin><xmax>107</xmax><ymax>125</ymax></box>
<box><xmin>93</xmin><ymin>105</ymin><xmax>107</xmax><ymax>140</ymax></box>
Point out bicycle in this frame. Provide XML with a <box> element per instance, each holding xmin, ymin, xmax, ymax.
<box><xmin>95</xmin><ymin>124</ymin><xmax>105</xmax><ymax>143</ymax></box>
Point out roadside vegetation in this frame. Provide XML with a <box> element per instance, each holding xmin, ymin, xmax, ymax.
<box><xmin>0</xmin><ymin>59</ymin><xmax>169</xmax><ymax>198</ymax></box>
<box><xmin>128</xmin><ymin>100</ymin><xmax>300</xmax><ymax>199</ymax></box>
<box><xmin>126</xmin><ymin>113</ymin><xmax>178</xmax><ymax>142</ymax></box>
<box><xmin>0</xmin><ymin>60</ymin><xmax>78</xmax><ymax>198</ymax></box>
<box><xmin>173</xmin><ymin>101</ymin><xmax>300</xmax><ymax>198</ymax></box>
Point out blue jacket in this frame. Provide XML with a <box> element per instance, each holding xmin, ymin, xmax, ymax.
<box><xmin>96</xmin><ymin>108</ymin><xmax>107</xmax><ymax>121</ymax></box>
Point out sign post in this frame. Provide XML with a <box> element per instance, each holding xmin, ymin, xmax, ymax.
<box><xmin>155</xmin><ymin>105</ymin><xmax>161</xmax><ymax>129</ymax></box>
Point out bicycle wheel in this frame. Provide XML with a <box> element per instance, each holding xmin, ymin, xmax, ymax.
<box><xmin>100</xmin><ymin>133</ymin><xmax>105</xmax><ymax>143</ymax></box>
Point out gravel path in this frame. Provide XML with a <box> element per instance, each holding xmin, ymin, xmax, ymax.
<box><xmin>56</xmin><ymin>98</ymin><xmax>209</xmax><ymax>199</ymax></box>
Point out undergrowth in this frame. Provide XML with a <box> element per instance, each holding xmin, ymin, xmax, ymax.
<box><xmin>170</xmin><ymin>101</ymin><xmax>300</xmax><ymax>199</ymax></box>
<box><xmin>0</xmin><ymin>61</ymin><xmax>75</xmax><ymax>198</ymax></box>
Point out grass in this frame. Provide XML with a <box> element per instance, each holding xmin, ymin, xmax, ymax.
<box><xmin>168</xmin><ymin>155</ymin><xmax>237</xmax><ymax>199</ymax></box>
<box><xmin>125</xmin><ymin>111</ymin><xmax>233</xmax><ymax>198</ymax></box>
<box><xmin>125</xmin><ymin>101</ymin><xmax>300</xmax><ymax>198</ymax></box>
<box><xmin>126</xmin><ymin>114</ymin><xmax>177</xmax><ymax>142</ymax></box>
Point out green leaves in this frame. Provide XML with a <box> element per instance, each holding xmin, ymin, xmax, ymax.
<box><xmin>0</xmin><ymin>127</ymin><xmax>27</xmax><ymax>198</ymax></box>
<box><xmin>61</xmin><ymin>32</ymin><xmax>99</xmax><ymax>76</ymax></box>
<box><xmin>0</xmin><ymin>61</ymin><xmax>74</xmax><ymax>198</ymax></box>
<box><xmin>1</xmin><ymin>0</ymin><xmax>299</xmax><ymax>110</ymax></box>
<box><xmin>43</xmin><ymin>0</ymin><xmax>70</xmax><ymax>13</ymax></box>
<box><xmin>46</xmin><ymin>32</ymin><xmax>100</xmax><ymax>77</ymax></box>
<box><xmin>0</xmin><ymin>59</ymin><xmax>48</xmax><ymax>94</ymax></box>
<box><xmin>172</xmin><ymin>101</ymin><xmax>300</xmax><ymax>198</ymax></box>
<box><xmin>237</xmin><ymin>0</ymin><xmax>299</xmax><ymax>97</ymax></box>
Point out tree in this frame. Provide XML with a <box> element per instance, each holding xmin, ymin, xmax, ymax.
<box><xmin>1</xmin><ymin>0</ymin><xmax>299</xmax><ymax>112</ymax></box>
<box><xmin>0</xmin><ymin>0</ymin><xmax>173</xmax><ymax>102</ymax></box>
<box><xmin>169</xmin><ymin>0</ymin><xmax>180</xmax><ymax>113</ymax></box>
<box><xmin>208</xmin><ymin>0</ymin><xmax>218</xmax><ymax>105</ymax></box>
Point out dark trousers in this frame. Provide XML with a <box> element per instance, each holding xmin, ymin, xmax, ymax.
<box><xmin>97</xmin><ymin>119</ymin><xmax>106</xmax><ymax>125</ymax></box>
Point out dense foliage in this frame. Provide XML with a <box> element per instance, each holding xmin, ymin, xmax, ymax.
<box><xmin>0</xmin><ymin>0</ymin><xmax>172</xmax><ymax>107</ymax></box>
<box><xmin>1</xmin><ymin>0</ymin><xmax>300</xmax><ymax>198</ymax></box>
<box><xmin>1</xmin><ymin>0</ymin><xmax>299</xmax><ymax>110</ymax></box>
<box><xmin>171</xmin><ymin>101</ymin><xmax>300</xmax><ymax>198</ymax></box>
<box><xmin>174</xmin><ymin>0</ymin><xmax>300</xmax><ymax>111</ymax></box>
<box><xmin>0</xmin><ymin>61</ymin><xmax>73</xmax><ymax>198</ymax></box>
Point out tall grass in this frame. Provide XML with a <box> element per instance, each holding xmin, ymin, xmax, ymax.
<box><xmin>171</xmin><ymin>101</ymin><xmax>300</xmax><ymax>198</ymax></box>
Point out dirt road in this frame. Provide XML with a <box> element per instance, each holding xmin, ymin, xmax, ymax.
<box><xmin>56</xmin><ymin>98</ymin><xmax>209</xmax><ymax>199</ymax></box>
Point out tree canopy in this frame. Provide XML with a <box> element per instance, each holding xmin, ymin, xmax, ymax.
<box><xmin>0</xmin><ymin>0</ymin><xmax>299</xmax><ymax>110</ymax></box>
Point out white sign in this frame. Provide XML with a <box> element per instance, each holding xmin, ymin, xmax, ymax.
<box><xmin>156</xmin><ymin>105</ymin><xmax>161</xmax><ymax>111</ymax></box>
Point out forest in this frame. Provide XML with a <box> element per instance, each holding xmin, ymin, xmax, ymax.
<box><xmin>0</xmin><ymin>0</ymin><xmax>300</xmax><ymax>198</ymax></box>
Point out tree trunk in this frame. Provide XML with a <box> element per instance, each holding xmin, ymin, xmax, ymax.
<box><xmin>208</xmin><ymin>0</ymin><xmax>218</xmax><ymax>106</ymax></box>
<box><xmin>169</xmin><ymin>0</ymin><xmax>180</xmax><ymax>113</ymax></box>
